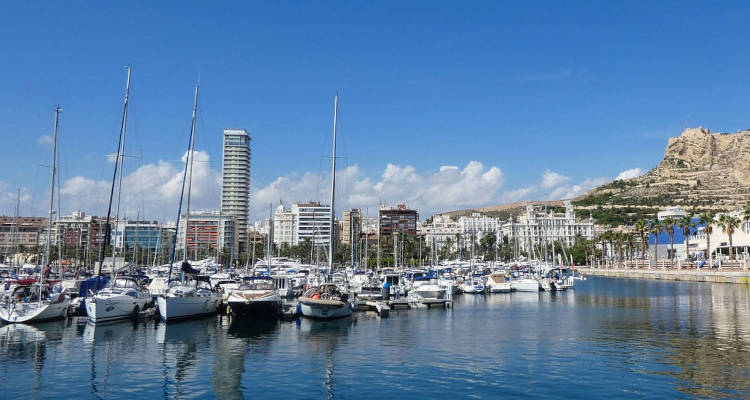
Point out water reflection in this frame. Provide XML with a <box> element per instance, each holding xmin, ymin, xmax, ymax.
<box><xmin>0</xmin><ymin>278</ymin><xmax>748</xmax><ymax>399</ymax></box>
<box><xmin>297</xmin><ymin>318</ymin><xmax>354</xmax><ymax>400</ymax></box>
<box><xmin>211</xmin><ymin>318</ymin><xmax>279</xmax><ymax>400</ymax></box>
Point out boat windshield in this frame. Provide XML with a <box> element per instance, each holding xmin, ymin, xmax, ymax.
<box><xmin>112</xmin><ymin>278</ymin><xmax>138</xmax><ymax>289</ymax></box>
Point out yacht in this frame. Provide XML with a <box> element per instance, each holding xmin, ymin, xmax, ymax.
<box><xmin>226</xmin><ymin>277</ymin><xmax>281</xmax><ymax>319</ymax></box>
<box><xmin>157</xmin><ymin>278</ymin><xmax>221</xmax><ymax>321</ymax></box>
<box><xmin>0</xmin><ymin>281</ymin><xmax>69</xmax><ymax>324</ymax></box>
<box><xmin>298</xmin><ymin>283</ymin><xmax>355</xmax><ymax>319</ymax></box>
<box><xmin>486</xmin><ymin>272</ymin><xmax>512</xmax><ymax>293</ymax></box>
<box><xmin>459</xmin><ymin>277</ymin><xmax>486</xmax><ymax>294</ymax></box>
<box><xmin>85</xmin><ymin>276</ymin><xmax>152</xmax><ymax>322</ymax></box>
<box><xmin>409</xmin><ymin>283</ymin><xmax>448</xmax><ymax>307</ymax></box>
<box><xmin>511</xmin><ymin>275</ymin><xmax>540</xmax><ymax>292</ymax></box>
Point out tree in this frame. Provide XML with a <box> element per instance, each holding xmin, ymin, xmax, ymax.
<box><xmin>698</xmin><ymin>212</ymin><xmax>715</xmax><ymax>266</ymax></box>
<box><xmin>625</xmin><ymin>232</ymin><xmax>636</xmax><ymax>266</ymax></box>
<box><xmin>662</xmin><ymin>216</ymin><xmax>676</xmax><ymax>263</ymax></box>
<box><xmin>649</xmin><ymin>221</ymin><xmax>662</xmax><ymax>265</ymax></box>
<box><xmin>479</xmin><ymin>232</ymin><xmax>497</xmax><ymax>261</ymax></box>
<box><xmin>633</xmin><ymin>219</ymin><xmax>648</xmax><ymax>263</ymax></box>
<box><xmin>718</xmin><ymin>213</ymin><xmax>741</xmax><ymax>260</ymax></box>
<box><xmin>677</xmin><ymin>213</ymin><xmax>695</xmax><ymax>262</ymax></box>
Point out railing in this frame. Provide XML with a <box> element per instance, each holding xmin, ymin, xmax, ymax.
<box><xmin>585</xmin><ymin>258</ymin><xmax>748</xmax><ymax>270</ymax></box>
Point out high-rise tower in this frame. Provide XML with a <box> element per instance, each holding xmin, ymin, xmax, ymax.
<box><xmin>221</xmin><ymin>129</ymin><xmax>250</xmax><ymax>258</ymax></box>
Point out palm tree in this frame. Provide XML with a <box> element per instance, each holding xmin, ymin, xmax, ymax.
<box><xmin>626</xmin><ymin>232</ymin><xmax>636</xmax><ymax>267</ymax></box>
<box><xmin>649</xmin><ymin>221</ymin><xmax>662</xmax><ymax>267</ymax></box>
<box><xmin>698</xmin><ymin>212</ymin><xmax>715</xmax><ymax>267</ymax></box>
<box><xmin>662</xmin><ymin>216</ymin><xmax>676</xmax><ymax>265</ymax></box>
<box><xmin>614</xmin><ymin>231</ymin><xmax>625</xmax><ymax>269</ymax></box>
<box><xmin>743</xmin><ymin>202</ymin><xmax>750</xmax><ymax>224</ymax></box>
<box><xmin>719</xmin><ymin>213</ymin><xmax>741</xmax><ymax>261</ymax></box>
<box><xmin>633</xmin><ymin>219</ymin><xmax>648</xmax><ymax>268</ymax></box>
<box><xmin>677</xmin><ymin>213</ymin><xmax>695</xmax><ymax>263</ymax></box>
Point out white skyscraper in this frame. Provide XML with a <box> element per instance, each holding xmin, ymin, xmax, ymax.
<box><xmin>221</xmin><ymin>128</ymin><xmax>251</xmax><ymax>256</ymax></box>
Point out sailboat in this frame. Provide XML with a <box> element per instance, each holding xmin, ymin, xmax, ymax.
<box><xmin>85</xmin><ymin>67</ymin><xmax>153</xmax><ymax>323</ymax></box>
<box><xmin>0</xmin><ymin>106</ymin><xmax>70</xmax><ymax>324</ymax></box>
<box><xmin>298</xmin><ymin>94</ymin><xmax>357</xmax><ymax>319</ymax></box>
<box><xmin>157</xmin><ymin>84</ymin><xmax>221</xmax><ymax>322</ymax></box>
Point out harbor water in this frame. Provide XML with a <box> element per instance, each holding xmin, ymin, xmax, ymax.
<box><xmin>1</xmin><ymin>277</ymin><xmax>749</xmax><ymax>399</ymax></box>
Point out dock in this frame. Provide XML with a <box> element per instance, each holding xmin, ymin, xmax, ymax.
<box><xmin>578</xmin><ymin>267</ymin><xmax>750</xmax><ymax>284</ymax></box>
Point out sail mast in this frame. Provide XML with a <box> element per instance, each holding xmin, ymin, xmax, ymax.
<box><xmin>43</xmin><ymin>105</ymin><xmax>61</xmax><ymax>295</ymax></box>
<box><xmin>327</xmin><ymin>94</ymin><xmax>338</xmax><ymax>274</ymax></box>
<box><xmin>97</xmin><ymin>66</ymin><xmax>131</xmax><ymax>276</ymax></box>
<box><xmin>167</xmin><ymin>83</ymin><xmax>199</xmax><ymax>281</ymax></box>
<box><xmin>183</xmin><ymin>84</ymin><xmax>199</xmax><ymax>262</ymax></box>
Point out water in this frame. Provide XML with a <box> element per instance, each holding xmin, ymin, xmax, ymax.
<box><xmin>1</xmin><ymin>277</ymin><xmax>749</xmax><ymax>399</ymax></box>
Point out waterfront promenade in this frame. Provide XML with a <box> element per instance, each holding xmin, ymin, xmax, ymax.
<box><xmin>579</xmin><ymin>264</ymin><xmax>750</xmax><ymax>284</ymax></box>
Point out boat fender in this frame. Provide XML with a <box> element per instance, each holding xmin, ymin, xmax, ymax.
<box><xmin>296</xmin><ymin>303</ymin><xmax>302</xmax><ymax>315</ymax></box>
<box><xmin>311</xmin><ymin>293</ymin><xmax>321</xmax><ymax>299</ymax></box>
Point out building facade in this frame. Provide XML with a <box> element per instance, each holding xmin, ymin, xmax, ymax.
<box><xmin>0</xmin><ymin>216</ymin><xmax>47</xmax><ymax>251</ymax></box>
<box><xmin>458</xmin><ymin>213</ymin><xmax>501</xmax><ymax>242</ymax></box>
<box><xmin>273</xmin><ymin>205</ymin><xmax>295</xmax><ymax>246</ymax></box>
<box><xmin>500</xmin><ymin>201</ymin><xmax>595</xmax><ymax>254</ymax></box>
<box><xmin>221</xmin><ymin>128</ymin><xmax>251</xmax><ymax>255</ymax></box>
<box><xmin>418</xmin><ymin>213</ymin><xmax>461</xmax><ymax>252</ymax></box>
<box><xmin>379</xmin><ymin>204</ymin><xmax>418</xmax><ymax>237</ymax></box>
<box><xmin>292</xmin><ymin>202</ymin><xmax>331</xmax><ymax>246</ymax></box>
<box><xmin>341</xmin><ymin>209</ymin><xmax>361</xmax><ymax>245</ymax></box>
<box><xmin>177</xmin><ymin>211</ymin><xmax>237</xmax><ymax>260</ymax></box>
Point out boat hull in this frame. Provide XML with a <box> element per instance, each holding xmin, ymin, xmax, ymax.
<box><xmin>85</xmin><ymin>296</ymin><xmax>150</xmax><ymax>323</ymax></box>
<box><xmin>227</xmin><ymin>298</ymin><xmax>281</xmax><ymax>319</ymax></box>
<box><xmin>298</xmin><ymin>298</ymin><xmax>353</xmax><ymax>319</ymax></box>
<box><xmin>157</xmin><ymin>295</ymin><xmax>220</xmax><ymax>322</ymax></box>
<box><xmin>0</xmin><ymin>297</ymin><xmax>70</xmax><ymax>324</ymax></box>
<box><xmin>511</xmin><ymin>279</ymin><xmax>540</xmax><ymax>292</ymax></box>
<box><xmin>488</xmin><ymin>283</ymin><xmax>512</xmax><ymax>293</ymax></box>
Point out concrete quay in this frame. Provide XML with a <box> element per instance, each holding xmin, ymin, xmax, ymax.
<box><xmin>578</xmin><ymin>267</ymin><xmax>750</xmax><ymax>284</ymax></box>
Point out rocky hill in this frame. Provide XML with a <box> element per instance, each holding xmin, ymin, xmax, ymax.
<box><xmin>574</xmin><ymin>126</ymin><xmax>750</xmax><ymax>211</ymax></box>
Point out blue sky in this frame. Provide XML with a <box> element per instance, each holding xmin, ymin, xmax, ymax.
<box><xmin>1</xmin><ymin>2</ymin><xmax>749</xmax><ymax>222</ymax></box>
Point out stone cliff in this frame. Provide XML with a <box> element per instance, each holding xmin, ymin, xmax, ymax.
<box><xmin>575</xmin><ymin>126</ymin><xmax>750</xmax><ymax>210</ymax></box>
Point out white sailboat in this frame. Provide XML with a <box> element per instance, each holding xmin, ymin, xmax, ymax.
<box><xmin>0</xmin><ymin>106</ymin><xmax>70</xmax><ymax>324</ymax></box>
<box><xmin>84</xmin><ymin>67</ymin><xmax>153</xmax><ymax>323</ymax></box>
<box><xmin>157</xmin><ymin>84</ymin><xmax>221</xmax><ymax>321</ymax></box>
<box><xmin>298</xmin><ymin>94</ymin><xmax>356</xmax><ymax>319</ymax></box>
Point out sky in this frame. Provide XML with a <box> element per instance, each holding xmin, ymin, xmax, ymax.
<box><xmin>1</xmin><ymin>1</ymin><xmax>749</xmax><ymax>224</ymax></box>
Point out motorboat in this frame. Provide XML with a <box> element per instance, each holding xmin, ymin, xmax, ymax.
<box><xmin>226</xmin><ymin>278</ymin><xmax>281</xmax><ymax>319</ymax></box>
<box><xmin>84</xmin><ymin>276</ymin><xmax>152</xmax><ymax>323</ymax></box>
<box><xmin>486</xmin><ymin>272</ymin><xmax>512</xmax><ymax>293</ymax></box>
<box><xmin>510</xmin><ymin>276</ymin><xmax>540</xmax><ymax>292</ymax></box>
<box><xmin>459</xmin><ymin>278</ymin><xmax>486</xmax><ymax>294</ymax></box>
<box><xmin>409</xmin><ymin>284</ymin><xmax>448</xmax><ymax>307</ymax></box>
<box><xmin>0</xmin><ymin>281</ymin><xmax>70</xmax><ymax>324</ymax></box>
<box><xmin>298</xmin><ymin>283</ymin><xmax>355</xmax><ymax>319</ymax></box>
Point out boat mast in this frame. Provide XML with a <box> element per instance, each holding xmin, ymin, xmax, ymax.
<box><xmin>43</xmin><ymin>105</ymin><xmax>61</xmax><ymax>299</ymax></box>
<box><xmin>97</xmin><ymin>66</ymin><xmax>131</xmax><ymax>277</ymax></box>
<box><xmin>267</xmin><ymin>203</ymin><xmax>273</xmax><ymax>274</ymax></box>
<box><xmin>167</xmin><ymin>83</ymin><xmax>199</xmax><ymax>281</ymax></box>
<box><xmin>327</xmin><ymin>94</ymin><xmax>338</xmax><ymax>276</ymax></box>
<box><xmin>183</xmin><ymin>84</ymin><xmax>199</xmax><ymax>263</ymax></box>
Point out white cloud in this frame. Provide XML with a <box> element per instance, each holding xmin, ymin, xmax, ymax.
<box><xmin>616</xmin><ymin>167</ymin><xmax>644</xmax><ymax>180</ymax></box>
<box><xmin>545</xmin><ymin>177</ymin><xmax>610</xmax><ymax>200</ymax></box>
<box><xmin>36</xmin><ymin>135</ymin><xmax>54</xmax><ymax>145</ymax></box>
<box><xmin>61</xmin><ymin>150</ymin><xmax>220</xmax><ymax>220</ymax></box>
<box><xmin>253</xmin><ymin>161</ymin><xmax>505</xmax><ymax>220</ymax></box>
<box><xmin>540</xmin><ymin>169</ymin><xmax>570</xmax><ymax>189</ymax></box>
<box><xmin>0</xmin><ymin>182</ymin><xmax>34</xmax><ymax>215</ymax></box>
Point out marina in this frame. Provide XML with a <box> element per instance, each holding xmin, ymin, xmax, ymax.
<box><xmin>1</xmin><ymin>277</ymin><xmax>748</xmax><ymax>399</ymax></box>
